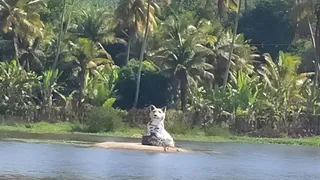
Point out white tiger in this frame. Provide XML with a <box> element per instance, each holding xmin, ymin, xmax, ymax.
<box><xmin>146</xmin><ymin>105</ymin><xmax>175</xmax><ymax>147</ymax></box>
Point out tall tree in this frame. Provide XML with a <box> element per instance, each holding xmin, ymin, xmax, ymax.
<box><xmin>44</xmin><ymin>0</ymin><xmax>67</xmax><ymax>119</ymax></box>
<box><xmin>150</xmin><ymin>14</ymin><xmax>215</xmax><ymax>111</ymax></box>
<box><xmin>257</xmin><ymin>51</ymin><xmax>314</xmax><ymax>125</ymax></box>
<box><xmin>289</xmin><ymin>0</ymin><xmax>320</xmax><ymax>112</ymax></box>
<box><xmin>133</xmin><ymin>0</ymin><xmax>152</xmax><ymax>109</ymax></box>
<box><xmin>115</xmin><ymin>0</ymin><xmax>157</xmax><ymax>66</ymax></box>
<box><xmin>68</xmin><ymin>38</ymin><xmax>113</xmax><ymax>108</ymax></box>
<box><xmin>0</xmin><ymin>0</ymin><xmax>45</xmax><ymax>66</ymax></box>
<box><xmin>222</xmin><ymin>0</ymin><xmax>242</xmax><ymax>90</ymax></box>
<box><xmin>217</xmin><ymin>0</ymin><xmax>239</xmax><ymax>20</ymax></box>
<box><xmin>71</xmin><ymin>5</ymin><xmax>123</xmax><ymax>45</ymax></box>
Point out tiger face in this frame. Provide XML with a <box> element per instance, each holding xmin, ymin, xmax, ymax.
<box><xmin>149</xmin><ymin>105</ymin><xmax>166</xmax><ymax>125</ymax></box>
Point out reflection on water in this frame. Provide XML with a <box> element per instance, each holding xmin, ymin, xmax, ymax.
<box><xmin>0</xmin><ymin>131</ymin><xmax>320</xmax><ymax>180</ymax></box>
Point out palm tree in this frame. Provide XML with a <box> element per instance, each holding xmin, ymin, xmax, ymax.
<box><xmin>114</xmin><ymin>0</ymin><xmax>158</xmax><ymax>65</ymax></box>
<box><xmin>85</xmin><ymin>64</ymin><xmax>120</xmax><ymax>107</ymax></box>
<box><xmin>244</xmin><ymin>0</ymin><xmax>248</xmax><ymax>10</ymax></box>
<box><xmin>192</xmin><ymin>15</ymin><xmax>255</xmax><ymax>87</ymax></box>
<box><xmin>44</xmin><ymin>0</ymin><xmax>67</xmax><ymax>119</ymax></box>
<box><xmin>217</xmin><ymin>0</ymin><xmax>239</xmax><ymax>20</ymax></box>
<box><xmin>133</xmin><ymin>0</ymin><xmax>152</xmax><ymax>109</ymax></box>
<box><xmin>222</xmin><ymin>0</ymin><xmax>242</xmax><ymax>90</ymax></box>
<box><xmin>133</xmin><ymin>0</ymin><xmax>160</xmax><ymax>108</ymax></box>
<box><xmin>66</xmin><ymin>5</ymin><xmax>125</xmax><ymax>108</ymax></box>
<box><xmin>289</xmin><ymin>0</ymin><xmax>320</xmax><ymax>112</ymax></box>
<box><xmin>71</xmin><ymin>5</ymin><xmax>125</xmax><ymax>46</ymax></box>
<box><xmin>150</xmin><ymin>15</ymin><xmax>215</xmax><ymax>111</ymax></box>
<box><xmin>212</xmin><ymin>29</ymin><xmax>256</xmax><ymax>85</ymax></box>
<box><xmin>0</xmin><ymin>0</ymin><xmax>45</xmax><ymax>66</ymax></box>
<box><xmin>257</xmin><ymin>51</ymin><xmax>314</xmax><ymax>127</ymax></box>
<box><xmin>68</xmin><ymin>37</ymin><xmax>113</xmax><ymax>108</ymax></box>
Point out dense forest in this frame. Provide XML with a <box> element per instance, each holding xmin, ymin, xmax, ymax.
<box><xmin>0</xmin><ymin>0</ymin><xmax>319</xmax><ymax>137</ymax></box>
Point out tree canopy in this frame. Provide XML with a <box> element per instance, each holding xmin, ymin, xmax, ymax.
<box><xmin>0</xmin><ymin>0</ymin><xmax>319</xmax><ymax>137</ymax></box>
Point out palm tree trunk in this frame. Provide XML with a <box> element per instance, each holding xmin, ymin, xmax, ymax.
<box><xmin>244</xmin><ymin>0</ymin><xmax>248</xmax><ymax>10</ymax></box>
<box><xmin>64</xmin><ymin>0</ymin><xmax>77</xmax><ymax>33</ymax></box>
<box><xmin>12</xmin><ymin>29</ymin><xmax>19</xmax><ymax>64</ymax></box>
<box><xmin>78</xmin><ymin>61</ymin><xmax>85</xmax><ymax>108</ymax></box>
<box><xmin>133</xmin><ymin>0</ymin><xmax>151</xmax><ymax>109</ymax></box>
<box><xmin>313</xmin><ymin>9</ymin><xmax>320</xmax><ymax>111</ymax></box>
<box><xmin>179</xmin><ymin>0</ymin><xmax>184</xmax><ymax>11</ymax></box>
<box><xmin>9</xmin><ymin>22</ymin><xmax>19</xmax><ymax>65</ymax></box>
<box><xmin>171</xmin><ymin>76</ymin><xmax>180</xmax><ymax>109</ymax></box>
<box><xmin>64</xmin><ymin>11</ymin><xmax>72</xmax><ymax>33</ymax></box>
<box><xmin>125</xmin><ymin>36</ymin><xmax>131</xmax><ymax>66</ymax></box>
<box><xmin>222</xmin><ymin>0</ymin><xmax>242</xmax><ymax>91</ymax></box>
<box><xmin>50</xmin><ymin>0</ymin><xmax>66</xmax><ymax>86</ymax></box>
<box><xmin>179</xmin><ymin>69</ymin><xmax>188</xmax><ymax>111</ymax></box>
<box><xmin>0</xmin><ymin>0</ymin><xmax>10</xmax><ymax>10</ymax></box>
<box><xmin>315</xmin><ymin>7</ymin><xmax>320</xmax><ymax>81</ymax></box>
<box><xmin>43</xmin><ymin>0</ymin><xmax>67</xmax><ymax>118</ymax></box>
<box><xmin>308</xmin><ymin>17</ymin><xmax>318</xmax><ymax>113</ymax></box>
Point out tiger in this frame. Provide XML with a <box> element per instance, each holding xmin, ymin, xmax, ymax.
<box><xmin>141</xmin><ymin>105</ymin><xmax>175</xmax><ymax>150</ymax></box>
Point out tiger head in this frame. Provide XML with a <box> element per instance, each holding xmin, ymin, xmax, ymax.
<box><xmin>149</xmin><ymin>105</ymin><xmax>167</xmax><ymax>124</ymax></box>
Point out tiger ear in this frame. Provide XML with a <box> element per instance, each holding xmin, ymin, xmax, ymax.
<box><xmin>149</xmin><ymin>105</ymin><xmax>156</xmax><ymax>111</ymax></box>
<box><xmin>161</xmin><ymin>106</ymin><xmax>167</xmax><ymax>113</ymax></box>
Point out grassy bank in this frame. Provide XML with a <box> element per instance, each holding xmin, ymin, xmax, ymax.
<box><xmin>0</xmin><ymin>122</ymin><xmax>319</xmax><ymax>147</ymax></box>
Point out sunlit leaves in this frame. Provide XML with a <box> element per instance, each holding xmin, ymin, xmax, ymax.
<box><xmin>218</xmin><ymin>0</ymin><xmax>239</xmax><ymax>19</ymax></box>
<box><xmin>150</xmin><ymin>14</ymin><xmax>216</xmax><ymax>110</ymax></box>
<box><xmin>85</xmin><ymin>65</ymin><xmax>120</xmax><ymax>106</ymax></box>
<box><xmin>0</xmin><ymin>0</ymin><xmax>46</xmax><ymax>47</ymax></box>
<box><xmin>0</xmin><ymin>60</ymin><xmax>41</xmax><ymax>117</ymax></box>
<box><xmin>72</xmin><ymin>5</ymin><xmax>124</xmax><ymax>45</ymax></box>
<box><xmin>115</xmin><ymin>0</ymin><xmax>159</xmax><ymax>36</ymax></box>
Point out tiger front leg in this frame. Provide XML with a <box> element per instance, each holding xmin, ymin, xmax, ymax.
<box><xmin>163</xmin><ymin>144</ymin><xmax>168</xmax><ymax>152</ymax></box>
<box><xmin>146</xmin><ymin>127</ymin><xmax>152</xmax><ymax>136</ymax></box>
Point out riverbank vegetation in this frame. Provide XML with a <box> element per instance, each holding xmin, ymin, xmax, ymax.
<box><xmin>0</xmin><ymin>0</ymin><xmax>320</xmax><ymax>140</ymax></box>
<box><xmin>0</xmin><ymin>121</ymin><xmax>319</xmax><ymax>147</ymax></box>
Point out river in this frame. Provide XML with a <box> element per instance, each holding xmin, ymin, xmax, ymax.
<box><xmin>0</xmin><ymin>131</ymin><xmax>319</xmax><ymax>180</ymax></box>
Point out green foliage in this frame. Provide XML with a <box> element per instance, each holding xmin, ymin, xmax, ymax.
<box><xmin>204</xmin><ymin>124</ymin><xmax>232</xmax><ymax>137</ymax></box>
<box><xmin>165</xmin><ymin>109</ymin><xmax>190</xmax><ymax>135</ymax></box>
<box><xmin>0</xmin><ymin>0</ymin><xmax>46</xmax><ymax>45</ymax></box>
<box><xmin>40</xmin><ymin>0</ymin><xmax>64</xmax><ymax>25</ymax></box>
<box><xmin>115</xmin><ymin>0</ymin><xmax>159</xmax><ymax>34</ymax></box>
<box><xmin>71</xmin><ymin>121</ymin><xmax>88</xmax><ymax>132</ymax></box>
<box><xmin>255</xmin><ymin>51</ymin><xmax>312</xmax><ymax>123</ymax></box>
<box><xmin>42</xmin><ymin>69</ymin><xmax>65</xmax><ymax>102</ymax></box>
<box><xmin>238</xmin><ymin>0</ymin><xmax>296</xmax><ymax>58</ymax></box>
<box><xmin>0</xmin><ymin>0</ymin><xmax>319</xmax><ymax>138</ymax></box>
<box><xmin>85</xmin><ymin>65</ymin><xmax>120</xmax><ymax>106</ymax></box>
<box><xmin>192</xmin><ymin>50</ymin><xmax>314</xmax><ymax>133</ymax></box>
<box><xmin>0</xmin><ymin>60</ymin><xmax>41</xmax><ymax>118</ymax></box>
<box><xmin>113</xmin><ymin>59</ymin><xmax>173</xmax><ymax>109</ymax></box>
<box><xmin>150</xmin><ymin>13</ymin><xmax>216</xmax><ymax>110</ymax></box>
<box><xmin>84</xmin><ymin>107</ymin><xmax>125</xmax><ymax>133</ymax></box>
<box><xmin>288</xmin><ymin>38</ymin><xmax>313</xmax><ymax>57</ymax></box>
<box><xmin>117</xmin><ymin>59</ymin><xmax>158</xmax><ymax>80</ymax></box>
<box><xmin>70</xmin><ymin>4</ymin><xmax>121</xmax><ymax>44</ymax></box>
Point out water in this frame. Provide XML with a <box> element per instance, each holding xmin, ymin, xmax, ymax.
<box><xmin>0</xmin><ymin>131</ymin><xmax>319</xmax><ymax>180</ymax></box>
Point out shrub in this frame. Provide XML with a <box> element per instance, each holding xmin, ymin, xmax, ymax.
<box><xmin>0</xmin><ymin>60</ymin><xmax>41</xmax><ymax>120</ymax></box>
<box><xmin>165</xmin><ymin>109</ymin><xmax>191</xmax><ymax>135</ymax></box>
<box><xmin>127</xmin><ymin>107</ymin><xmax>150</xmax><ymax>125</ymax></box>
<box><xmin>84</xmin><ymin>106</ymin><xmax>124</xmax><ymax>133</ymax></box>
<box><xmin>71</xmin><ymin>121</ymin><xmax>88</xmax><ymax>132</ymax></box>
<box><xmin>204</xmin><ymin>124</ymin><xmax>231</xmax><ymax>137</ymax></box>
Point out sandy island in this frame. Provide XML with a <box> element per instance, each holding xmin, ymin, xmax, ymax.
<box><xmin>92</xmin><ymin>141</ymin><xmax>194</xmax><ymax>153</ymax></box>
